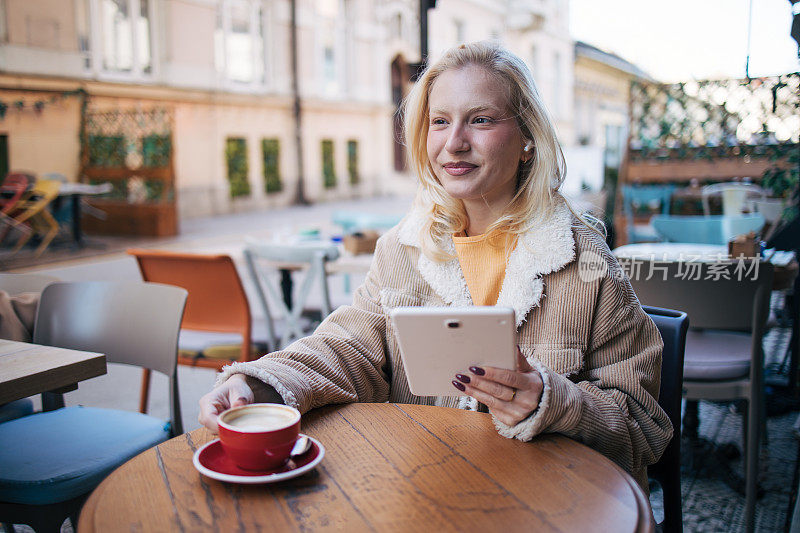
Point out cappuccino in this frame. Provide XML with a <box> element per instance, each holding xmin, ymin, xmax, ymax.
<box><xmin>218</xmin><ymin>403</ymin><xmax>302</xmax><ymax>470</ymax></box>
<box><xmin>222</xmin><ymin>405</ymin><xmax>298</xmax><ymax>431</ymax></box>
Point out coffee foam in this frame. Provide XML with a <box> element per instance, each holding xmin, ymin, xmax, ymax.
<box><xmin>223</xmin><ymin>405</ymin><xmax>297</xmax><ymax>431</ymax></box>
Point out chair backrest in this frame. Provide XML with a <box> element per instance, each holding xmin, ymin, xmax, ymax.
<box><xmin>623</xmin><ymin>259</ymin><xmax>773</xmax><ymax>333</ymax></box>
<box><xmin>32</xmin><ymin>281</ymin><xmax>188</xmax><ymax>432</ymax></box>
<box><xmin>651</xmin><ymin>214</ymin><xmax>765</xmax><ymax>245</ymax></box>
<box><xmin>0</xmin><ymin>273</ymin><xmax>60</xmax><ymax>295</ymax></box>
<box><xmin>643</xmin><ymin>305</ymin><xmax>688</xmax><ymax>533</ymax></box>
<box><xmin>244</xmin><ymin>240</ymin><xmax>340</xmax><ymax>350</ymax></box>
<box><xmin>622</xmin><ymin>185</ymin><xmax>675</xmax><ymax>243</ymax></box>
<box><xmin>622</xmin><ymin>185</ymin><xmax>675</xmax><ymax>217</ymax></box>
<box><xmin>332</xmin><ymin>211</ymin><xmax>403</xmax><ymax>234</ymax></box>
<box><xmin>702</xmin><ymin>182</ymin><xmax>766</xmax><ymax>216</ymax></box>
<box><xmin>127</xmin><ymin>249</ymin><xmax>253</xmax><ymax>360</ymax></box>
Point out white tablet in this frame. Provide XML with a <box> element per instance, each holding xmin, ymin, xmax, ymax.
<box><xmin>389</xmin><ymin>306</ymin><xmax>517</xmax><ymax>397</ymax></box>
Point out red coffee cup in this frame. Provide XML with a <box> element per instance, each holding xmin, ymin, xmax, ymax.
<box><xmin>218</xmin><ymin>403</ymin><xmax>301</xmax><ymax>471</ymax></box>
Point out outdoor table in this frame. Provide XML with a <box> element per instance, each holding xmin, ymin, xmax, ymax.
<box><xmin>0</xmin><ymin>339</ymin><xmax>106</xmax><ymax>409</ymax></box>
<box><xmin>78</xmin><ymin>403</ymin><xmax>653</xmax><ymax>533</ymax></box>
<box><xmin>53</xmin><ymin>182</ymin><xmax>112</xmax><ymax>248</ymax></box>
<box><xmin>613</xmin><ymin>242</ymin><xmax>798</xmax><ymax>290</ymax></box>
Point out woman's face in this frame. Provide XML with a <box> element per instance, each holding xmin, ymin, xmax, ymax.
<box><xmin>426</xmin><ymin>65</ymin><xmax>527</xmax><ymax>209</ymax></box>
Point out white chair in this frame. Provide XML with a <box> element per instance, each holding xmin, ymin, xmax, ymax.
<box><xmin>623</xmin><ymin>258</ymin><xmax>774</xmax><ymax>532</ymax></box>
<box><xmin>702</xmin><ymin>182</ymin><xmax>767</xmax><ymax>216</ymax></box>
<box><xmin>0</xmin><ymin>273</ymin><xmax>59</xmax><ymax>296</ymax></box>
<box><xmin>244</xmin><ymin>240</ymin><xmax>340</xmax><ymax>350</ymax></box>
<box><xmin>0</xmin><ymin>281</ymin><xmax>187</xmax><ymax>532</ymax></box>
<box><xmin>0</xmin><ymin>273</ymin><xmax>60</xmax><ymax>421</ymax></box>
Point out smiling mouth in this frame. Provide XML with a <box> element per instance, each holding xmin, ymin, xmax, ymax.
<box><xmin>442</xmin><ymin>162</ymin><xmax>478</xmax><ymax>176</ymax></box>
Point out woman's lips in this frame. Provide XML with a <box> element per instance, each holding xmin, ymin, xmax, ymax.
<box><xmin>442</xmin><ymin>163</ymin><xmax>477</xmax><ymax>176</ymax></box>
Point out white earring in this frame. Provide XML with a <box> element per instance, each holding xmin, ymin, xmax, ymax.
<box><xmin>523</xmin><ymin>142</ymin><xmax>533</xmax><ymax>152</ymax></box>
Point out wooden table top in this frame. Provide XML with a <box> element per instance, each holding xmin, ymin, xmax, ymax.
<box><xmin>0</xmin><ymin>339</ymin><xmax>106</xmax><ymax>404</ymax></box>
<box><xmin>79</xmin><ymin>403</ymin><xmax>652</xmax><ymax>533</ymax></box>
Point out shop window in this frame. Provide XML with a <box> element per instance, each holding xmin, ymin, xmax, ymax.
<box><xmin>262</xmin><ymin>138</ymin><xmax>281</xmax><ymax>193</ymax></box>
<box><xmin>347</xmin><ymin>140</ymin><xmax>359</xmax><ymax>185</ymax></box>
<box><xmin>225</xmin><ymin>137</ymin><xmax>251</xmax><ymax>198</ymax></box>
<box><xmin>321</xmin><ymin>139</ymin><xmax>336</xmax><ymax>189</ymax></box>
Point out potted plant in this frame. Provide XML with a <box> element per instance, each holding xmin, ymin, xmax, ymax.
<box><xmin>758</xmin><ymin>148</ymin><xmax>799</xmax><ymax>222</ymax></box>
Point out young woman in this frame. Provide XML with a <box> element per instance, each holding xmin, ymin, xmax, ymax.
<box><xmin>199</xmin><ymin>41</ymin><xmax>671</xmax><ymax>490</ymax></box>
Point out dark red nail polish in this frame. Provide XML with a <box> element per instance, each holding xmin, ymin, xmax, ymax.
<box><xmin>452</xmin><ymin>380</ymin><xmax>466</xmax><ymax>391</ymax></box>
<box><xmin>469</xmin><ymin>366</ymin><xmax>485</xmax><ymax>376</ymax></box>
<box><xmin>455</xmin><ymin>373</ymin><xmax>470</xmax><ymax>384</ymax></box>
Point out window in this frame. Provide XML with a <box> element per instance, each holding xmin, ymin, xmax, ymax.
<box><xmin>318</xmin><ymin>0</ymin><xmax>339</xmax><ymax>94</ymax></box>
<box><xmin>529</xmin><ymin>46</ymin><xmax>538</xmax><ymax>81</ymax></box>
<box><xmin>347</xmin><ymin>140</ymin><xmax>359</xmax><ymax>185</ymax></box>
<box><xmin>98</xmin><ymin>0</ymin><xmax>152</xmax><ymax>75</ymax></box>
<box><xmin>454</xmin><ymin>19</ymin><xmax>465</xmax><ymax>43</ymax></box>
<box><xmin>215</xmin><ymin>0</ymin><xmax>265</xmax><ymax>85</ymax></box>
<box><xmin>76</xmin><ymin>0</ymin><xmax>91</xmax><ymax>69</ymax></box>
<box><xmin>317</xmin><ymin>0</ymin><xmax>351</xmax><ymax>96</ymax></box>
<box><xmin>225</xmin><ymin>137</ymin><xmax>251</xmax><ymax>198</ymax></box>
<box><xmin>321</xmin><ymin>140</ymin><xmax>336</xmax><ymax>189</ymax></box>
<box><xmin>604</xmin><ymin>125</ymin><xmax>623</xmax><ymax>169</ymax></box>
<box><xmin>262</xmin><ymin>138</ymin><xmax>282</xmax><ymax>193</ymax></box>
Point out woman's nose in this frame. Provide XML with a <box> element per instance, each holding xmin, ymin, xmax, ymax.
<box><xmin>444</xmin><ymin>124</ymin><xmax>469</xmax><ymax>153</ymax></box>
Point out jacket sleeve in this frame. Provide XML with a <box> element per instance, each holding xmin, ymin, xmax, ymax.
<box><xmin>493</xmin><ymin>269</ymin><xmax>673</xmax><ymax>477</ymax></box>
<box><xmin>217</xmin><ymin>242</ymin><xmax>391</xmax><ymax>414</ymax></box>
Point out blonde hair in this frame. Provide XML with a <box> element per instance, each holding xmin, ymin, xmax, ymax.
<box><xmin>403</xmin><ymin>41</ymin><xmax>594</xmax><ymax>262</ymax></box>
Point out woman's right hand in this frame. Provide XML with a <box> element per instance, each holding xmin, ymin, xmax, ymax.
<box><xmin>197</xmin><ymin>374</ymin><xmax>256</xmax><ymax>433</ymax></box>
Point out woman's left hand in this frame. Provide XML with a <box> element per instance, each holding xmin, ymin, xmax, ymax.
<box><xmin>453</xmin><ymin>347</ymin><xmax>543</xmax><ymax>426</ymax></box>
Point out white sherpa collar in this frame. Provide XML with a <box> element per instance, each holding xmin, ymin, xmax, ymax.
<box><xmin>397</xmin><ymin>201</ymin><xmax>576</xmax><ymax>328</ymax></box>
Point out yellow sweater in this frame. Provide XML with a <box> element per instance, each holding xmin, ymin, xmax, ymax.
<box><xmin>452</xmin><ymin>232</ymin><xmax>512</xmax><ymax>306</ymax></box>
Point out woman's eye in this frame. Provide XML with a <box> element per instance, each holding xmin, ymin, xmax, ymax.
<box><xmin>473</xmin><ymin>117</ymin><xmax>493</xmax><ymax>124</ymax></box>
<box><xmin>431</xmin><ymin>118</ymin><xmax>447</xmax><ymax>126</ymax></box>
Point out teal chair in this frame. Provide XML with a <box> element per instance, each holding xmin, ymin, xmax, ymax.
<box><xmin>0</xmin><ymin>281</ymin><xmax>187</xmax><ymax>533</ymax></box>
<box><xmin>622</xmin><ymin>185</ymin><xmax>676</xmax><ymax>243</ymax></box>
<box><xmin>651</xmin><ymin>214</ymin><xmax>765</xmax><ymax>245</ymax></box>
<box><xmin>331</xmin><ymin>211</ymin><xmax>403</xmax><ymax>235</ymax></box>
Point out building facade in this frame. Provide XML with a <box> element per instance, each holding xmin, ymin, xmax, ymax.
<box><xmin>0</xmin><ymin>0</ymin><xmax>633</xmax><ymax>224</ymax></box>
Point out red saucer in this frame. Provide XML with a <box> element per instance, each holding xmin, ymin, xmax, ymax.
<box><xmin>193</xmin><ymin>434</ymin><xmax>324</xmax><ymax>484</ymax></box>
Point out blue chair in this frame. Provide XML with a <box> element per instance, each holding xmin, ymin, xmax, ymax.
<box><xmin>651</xmin><ymin>214</ymin><xmax>765</xmax><ymax>245</ymax></box>
<box><xmin>643</xmin><ymin>306</ymin><xmax>688</xmax><ymax>533</ymax></box>
<box><xmin>0</xmin><ymin>281</ymin><xmax>187</xmax><ymax>533</ymax></box>
<box><xmin>622</xmin><ymin>185</ymin><xmax>676</xmax><ymax>243</ymax></box>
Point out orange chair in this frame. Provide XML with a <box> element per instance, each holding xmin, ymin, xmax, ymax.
<box><xmin>127</xmin><ymin>249</ymin><xmax>261</xmax><ymax>413</ymax></box>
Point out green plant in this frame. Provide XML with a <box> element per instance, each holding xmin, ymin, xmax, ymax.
<box><xmin>88</xmin><ymin>135</ymin><xmax>126</xmax><ymax>167</ymax></box>
<box><xmin>347</xmin><ymin>140</ymin><xmax>359</xmax><ymax>185</ymax></box>
<box><xmin>262</xmin><ymin>138</ymin><xmax>282</xmax><ymax>194</ymax></box>
<box><xmin>142</xmin><ymin>135</ymin><xmax>171</xmax><ymax>167</ymax></box>
<box><xmin>322</xmin><ymin>139</ymin><xmax>336</xmax><ymax>189</ymax></box>
<box><xmin>225</xmin><ymin>137</ymin><xmax>251</xmax><ymax>198</ymax></box>
<box><xmin>761</xmin><ymin>149</ymin><xmax>799</xmax><ymax>220</ymax></box>
<box><xmin>761</xmin><ymin>149</ymin><xmax>799</xmax><ymax>200</ymax></box>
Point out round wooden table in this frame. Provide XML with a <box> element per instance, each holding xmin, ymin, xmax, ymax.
<box><xmin>79</xmin><ymin>403</ymin><xmax>652</xmax><ymax>532</ymax></box>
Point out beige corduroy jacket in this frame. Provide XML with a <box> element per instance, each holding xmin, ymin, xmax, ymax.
<box><xmin>219</xmin><ymin>201</ymin><xmax>673</xmax><ymax>489</ymax></box>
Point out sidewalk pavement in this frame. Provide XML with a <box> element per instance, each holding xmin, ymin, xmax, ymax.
<box><xmin>18</xmin><ymin>193</ymin><xmax>414</xmax><ymax>434</ymax></box>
